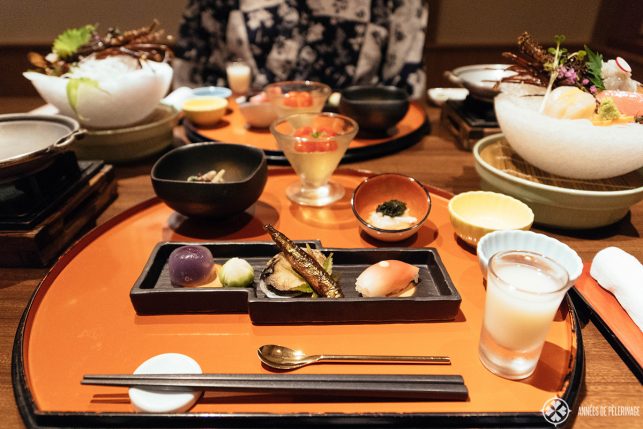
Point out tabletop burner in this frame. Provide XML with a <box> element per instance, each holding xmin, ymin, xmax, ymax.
<box><xmin>0</xmin><ymin>152</ymin><xmax>117</xmax><ymax>267</ymax></box>
<box><xmin>440</xmin><ymin>96</ymin><xmax>501</xmax><ymax>150</ymax></box>
<box><xmin>453</xmin><ymin>96</ymin><xmax>499</xmax><ymax>127</ymax></box>
<box><xmin>0</xmin><ymin>151</ymin><xmax>86</xmax><ymax>228</ymax></box>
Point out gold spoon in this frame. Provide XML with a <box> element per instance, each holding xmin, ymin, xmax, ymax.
<box><xmin>257</xmin><ymin>344</ymin><xmax>450</xmax><ymax>370</ymax></box>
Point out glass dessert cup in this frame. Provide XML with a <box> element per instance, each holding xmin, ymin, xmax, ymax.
<box><xmin>270</xmin><ymin>112</ymin><xmax>358</xmax><ymax>206</ymax></box>
<box><xmin>479</xmin><ymin>250</ymin><xmax>570</xmax><ymax>380</ymax></box>
<box><xmin>265</xmin><ymin>81</ymin><xmax>331</xmax><ymax>118</ymax></box>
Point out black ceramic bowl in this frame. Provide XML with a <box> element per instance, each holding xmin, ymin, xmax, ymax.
<box><xmin>151</xmin><ymin>143</ymin><xmax>268</xmax><ymax>219</ymax></box>
<box><xmin>339</xmin><ymin>86</ymin><xmax>409</xmax><ymax>132</ymax></box>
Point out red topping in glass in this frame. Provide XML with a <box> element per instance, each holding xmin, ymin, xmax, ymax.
<box><xmin>283</xmin><ymin>91</ymin><xmax>313</xmax><ymax>107</ymax></box>
<box><xmin>293</xmin><ymin>126</ymin><xmax>339</xmax><ymax>152</ymax></box>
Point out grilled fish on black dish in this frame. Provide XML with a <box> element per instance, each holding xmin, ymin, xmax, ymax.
<box><xmin>259</xmin><ymin>249</ymin><xmax>329</xmax><ymax>298</ymax></box>
<box><xmin>263</xmin><ymin>224</ymin><xmax>343</xmax><ymax>298</ymax></box>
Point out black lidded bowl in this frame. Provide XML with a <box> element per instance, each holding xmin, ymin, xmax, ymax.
<box><xmin>338</xmin><ymin>85</ymin><xmax>410</xmax><ymax>132</ymax></box>
<box><xmin>151</xmin><ymin>143</ymin><xmax>268</xmax><ymax>219</ymax></box>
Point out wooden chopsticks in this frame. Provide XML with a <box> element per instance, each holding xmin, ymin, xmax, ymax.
<box><xmin>82</xmin><ymin>373</ymin><xmax>468</xmax><ymax>401</ymax></box>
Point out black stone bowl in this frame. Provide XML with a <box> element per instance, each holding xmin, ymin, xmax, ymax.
<box><xmin>151</xmin><ymin>143</ymin><xmax>268</xmax><ymax>219</ymax></box>
<box><xmin>339</xmin><ymin>86</ymin><xmax>410</xmax><ymax>132</ymax></box>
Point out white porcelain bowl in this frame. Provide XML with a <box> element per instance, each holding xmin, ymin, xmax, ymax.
<box><xmin>477</xmin><ymin>230</ymin><xmax>583</xmax><ymax>286</ymax></box>
<box><xmin>238</xmin><ymin>100</ymin><xmax>278</xmax><ymax>128</ymax></box>
<box><xmin>495</xmin><ymin>93</ymin><xmax>643</xmax><ymax>179</ymax></box>
<box><xmin>24</xmin><ymin>59</ymin><xmax>172</xmax><ymax>129</ymax></box>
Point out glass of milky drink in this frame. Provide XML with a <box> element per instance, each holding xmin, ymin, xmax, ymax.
<box><xmin>479</xmin><ymin>250</ymin><xmax>570</xmax><ymax>380</ymax></box>
<box><xmin>270</xmin><ymin>112</ymin><xmax>358</xmax><ymax>206</ymax></box>
<box><xmin>226</xmin><ymin>61</ymin><xmax>252</xmax><ymax>95</ymax></box>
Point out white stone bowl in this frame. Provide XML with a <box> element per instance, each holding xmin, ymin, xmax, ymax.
<box><xmin>494</xmin><ymin>93</ymin><xmax>643</xmax><ymax>180</ymax></box>
<box><xmin>24</xmin><ymin>60</ymin><xmax>172</xmax><ymax>129</ymax></box>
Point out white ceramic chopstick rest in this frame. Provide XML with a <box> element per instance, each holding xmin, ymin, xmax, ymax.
<box><xmin>590</xmin><ymin>247</ymin><xmax>643</xmax><ymax>331</ymax></box>
<box><xmin>129</xmin><ymin>353</ymin><xmax>203</xmax><ymax>413</ymax></box>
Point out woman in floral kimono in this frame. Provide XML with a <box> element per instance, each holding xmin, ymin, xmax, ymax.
<box><xmin>173</xmin><ymin>0</ymin><xmax>428</xmax><ymax>98</ymax></box>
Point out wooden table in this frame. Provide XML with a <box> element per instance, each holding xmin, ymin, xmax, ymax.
<box><xmin>0</xmin><ymin>97</ymin><xmax>641</xmax><ymax>428</ymax></box>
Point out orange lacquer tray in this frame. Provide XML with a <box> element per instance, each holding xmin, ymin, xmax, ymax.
<box><xmin>183</xmin><ymin>101</ymin><xmax>430</xmax><ymax>164</ymax></box>
<box><xmin>13</xmin><ymin>169</ymin><xmax>583</xmax><ymax>428</ymax></box>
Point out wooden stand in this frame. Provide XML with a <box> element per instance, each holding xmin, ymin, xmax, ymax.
<box><xmin>0</xmin><ymin>164</ymin><xmax>117</xmax><ymax>267</ymax></box>
<box><xmin>440</xmin><ymin>100</ymin><xmax>500</xmax><ymax>150</ymax></box>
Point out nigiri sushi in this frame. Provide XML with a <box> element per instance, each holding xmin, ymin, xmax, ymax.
<box><xmin>355</xmin><ymin>260</ymin><xmax>419</xmax><ymax>297</ymax></box>
<box><xmin>596</xmin><ymin>90</ymin><xmax>643</xmax><ymax>117</ymax></box>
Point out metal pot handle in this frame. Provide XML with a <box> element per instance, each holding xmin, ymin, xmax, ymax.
<box><xmin>444</xmin><ymin>71</ymin><xmax>463</xmax><ymax>86</ymax></box>
<box><xmin>54</xmin><ymin>128</ymin><xmax>86</xmax><ymax>148</ymax></box>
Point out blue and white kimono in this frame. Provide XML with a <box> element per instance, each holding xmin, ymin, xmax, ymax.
<box><xmin>173</xmin><ymin>0</ymin><xmax>428</xmax><ymax>98</ymax></box>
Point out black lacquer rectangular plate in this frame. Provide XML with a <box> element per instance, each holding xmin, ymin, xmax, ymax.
<box><xmin>130</xmin><ymin>242</ymin><xmax>461</xmax><ymax>324</ymax></box>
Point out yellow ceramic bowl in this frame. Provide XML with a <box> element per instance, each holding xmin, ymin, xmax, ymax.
<box><xmin>448</xmin><ymin>191</ymin><xmax>534</xmax><ymax>247</ymax></box>
<box><xmin>182</xmin><ymin>96</ymin><xmax>228</xmax><ymax>126</ymax></box>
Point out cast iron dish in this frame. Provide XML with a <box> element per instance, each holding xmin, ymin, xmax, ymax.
<box><xmin>0</xmin><ymin>114</ymin><xmax>84</xmax><ymax>180</ymax></box>
<box><xmin>151</xmin><ymin>143</ymin><xmax>267</xmax><ymax>218</ymax></box>
<box><xmin>339</xmin><ymin>86</ymin><xmax>409</xmax><ymax>132</ymax></box>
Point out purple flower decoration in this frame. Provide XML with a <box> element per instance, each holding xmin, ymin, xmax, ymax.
<box><xmin>557</xmin><ymin>66</ymin><xmax>578</xmax><ymax>85</ymax></box>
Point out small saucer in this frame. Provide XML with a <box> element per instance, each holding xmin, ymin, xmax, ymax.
<box><xmin>129</xmin><ymin>353</ymin><xmax>203</xmax><ymax>413</ymax></box>
<box><xmin>427</xmin><ymin>88</ymin><xmax>469</xmax><ymax>106</ymax></box>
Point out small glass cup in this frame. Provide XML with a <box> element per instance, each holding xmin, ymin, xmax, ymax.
<box><xmin>226</xmin><ymin>61</ymin><xmax>252</xmax><ymax>95</ymax></box>
<box><xmin>270</xmin><ymin>112</ymin><xmax>358</xmax><ymax>206</ymax></box>
<box><xmin>479</xmin><ymin>250</ymin><xmax>570</xmax><ymax>380</ymax></box>
<box><xmin>265</xmin><ymin>81</ymin><xmax>331</xmax><ymax>118</ymax></box>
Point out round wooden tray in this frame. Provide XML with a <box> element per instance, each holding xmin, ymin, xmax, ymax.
<box><xmin>183</xmin><ymin>102</ymin><xmax>430</xmax><ymax>164</ymax></box>
<box><xmin>13</xmin><ymin>169</ymin><xmax>583</xmax><ymax>428</ymax></box>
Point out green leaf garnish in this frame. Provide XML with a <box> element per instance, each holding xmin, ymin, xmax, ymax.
<box><xmin>53</xmin><ymin>25</ymin><xmax>95</xmax><ymax>59</ymax></box>
<box><xmin>291</xmin><ymin>283</ymin><xmax>314</xmax><ymax>293</ymax></box>
<box><xmin>284</xmin><ymin>264</ymin><xmax>314</xmax><ymax>293</ymax></box>
<box><xmin>584</xmin><ymin>45</ymin><xmax>605</xmax><ymax>90</ymax></box>
<box><xmin>66</xmin><ymin>77</ymin><xmax>105</xmax><ymax>116</ymax></box>
<box><xmin>539</xmin><ymin>34</ymin><xmax>566</xmax><ymax>112</ymax></box>
<box><xmin>323</xmin><ymin>253</ymin><xmax>333</xmax><ymax>274</ymax></box>
<box><xmin>376</xmin><ymin>200</ymin><xmax>407</xmax><ymax>217</ymax></box>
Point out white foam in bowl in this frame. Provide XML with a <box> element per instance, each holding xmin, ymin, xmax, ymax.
<box><xmin>495</xmin><ymin>93</ymin><xmax>643</xmax><ymax>179</ymax></box>
<box><xmin>129</xmin><ymin>353</ymin><xmax>202</xmax><ymax>413</ymax></box>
